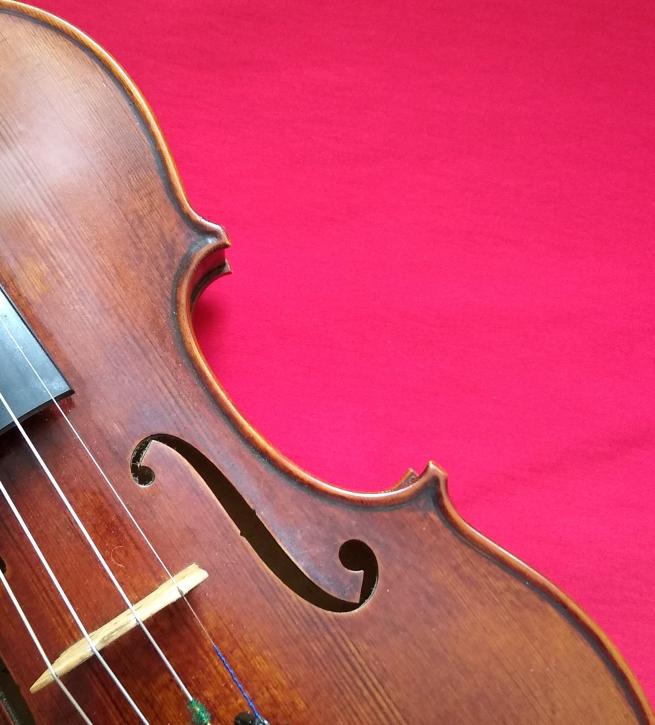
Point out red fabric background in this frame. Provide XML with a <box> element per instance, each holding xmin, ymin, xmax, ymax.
<box><xmin>41</xmin><ymin>0</ymin><xmax>655</xmax><ymax>704</ymax></box>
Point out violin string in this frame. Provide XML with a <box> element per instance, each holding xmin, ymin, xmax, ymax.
<box><xmin>0</xmin><ymin>475</ymin><xmax>147</xmax><ymax>724</ymax></box>
<box><xmin>0</xmin><ymin>316</ymin><xmax>267</xmax><ymax>723</ymax></box>
<box><xmin>0</xmin><ymin>566</ymin><xmax>93</xmax><ymax>725</ymax></box>
<box><xmin>0</xmin><ymin>389</ymin><xmax>196</xmax><ymax>709</ymax></box>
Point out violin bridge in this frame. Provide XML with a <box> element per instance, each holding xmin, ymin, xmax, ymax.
<box><xmin>30</xmin><ymin>564</ymin><xmax>208</xmax><ymax>693</ymax></box>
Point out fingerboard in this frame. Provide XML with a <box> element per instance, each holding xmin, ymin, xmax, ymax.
<box><xmin>0</xmin><ymin>287</ymin><xmax>72</xmax><ymax>436</ymax></box>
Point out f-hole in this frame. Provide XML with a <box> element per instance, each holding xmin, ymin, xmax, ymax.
<box><xmin>0</xmin><ymin>658</ymin><xmax>33</xmax><ymax>725</ymax></box>
<box><xmin>131</xmin><ymin>434</ymin><xmax>378</xmax><ymax>612</ymax></box>
<box><xmin>0</xmin><ymin>556</ymin><xmax>35</xmax><ymax>724</ymax></box>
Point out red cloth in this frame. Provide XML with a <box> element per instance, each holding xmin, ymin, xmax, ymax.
<box><xmin>42</xmin><ymin>0</ymin><xmax>655</xmax><ymax>704</ymax></box>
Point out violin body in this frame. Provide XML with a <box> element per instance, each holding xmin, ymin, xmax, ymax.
<box><xmin>0</xmin><ymin>2</ymin><xmax>652</xmax><ymax>723</ymax></box>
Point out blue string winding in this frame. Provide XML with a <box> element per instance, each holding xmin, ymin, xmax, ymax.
<box><xmin>212</xmin><ymin>642</ymin><xmax>266</xmax><ymax>723</ymax></box>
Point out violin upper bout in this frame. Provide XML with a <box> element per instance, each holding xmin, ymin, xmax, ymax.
<box><xmin>0</xmin><ymin>0</ymin><xmax>226</xmax><ymax>264</ymax></box>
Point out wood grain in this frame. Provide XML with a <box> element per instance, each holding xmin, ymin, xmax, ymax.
<box><xmin>0</xmin><ymin>1</ymin><xmax>652</xmax><ymax>722</ymax></box>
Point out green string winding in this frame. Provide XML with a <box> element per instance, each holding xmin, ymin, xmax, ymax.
<box><xmin>188</xmin><ymin>698</ymin><xmax>212</xmax><ymax>725</ymax></box>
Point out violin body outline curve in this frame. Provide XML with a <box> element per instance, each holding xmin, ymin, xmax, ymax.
<box><xmin>0</xmin><ymin>1</ymin><xmax>651</xmax><ymax>722</ymax></box>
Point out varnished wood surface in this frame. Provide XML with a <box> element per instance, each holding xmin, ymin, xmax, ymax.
<box><xmin>0</xmin><ymin>1</ymin><xmax>652</xmax><ymax>722</ymax></box>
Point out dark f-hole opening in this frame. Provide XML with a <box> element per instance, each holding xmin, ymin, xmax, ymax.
<box><xmin>134</xmin><ymin>465</ymin><xmax>155</xmax><ymax>487</ymax></box>
<box><xmin>131</xmin><ymin>439</ymin><xmax>157</xmax><ymax>487</ymax></box>
<box><xmin>339</xmin><ymin>539</ymin><xmax>377</xmax><ymax>604</ymax></box>
<box><xmin>0</xmin><ymin>555</ymin><xmax>33</xmax><ymax>723</ymax></box>
<box><xmin>131</xmin><ymin>434</ymin><xmax>379</xmax><ymax>612</ymax></box>
<box><xmin>0</xmin><ymin>657</ymin><xmax>34</xmax><ymax>724</ymax></box>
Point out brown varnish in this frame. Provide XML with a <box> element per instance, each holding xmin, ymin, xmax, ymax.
<box><xmin>0</xmin><ymin>2</ymin><xmax>652</xmax><ymax>723</ymax></box>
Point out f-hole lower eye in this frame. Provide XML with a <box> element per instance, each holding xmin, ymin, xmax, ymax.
<box><xmin>0</xmin><ymin>556</ymin><xmax>6</xmax><ymax>576</ymax></box>
<box><xmin>339</xmin><ymin>539</ymin><xmax>377</xmax><ymax>602</ymax></box>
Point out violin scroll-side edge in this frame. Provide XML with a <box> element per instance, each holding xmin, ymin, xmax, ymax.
<box><xmin>0</xmin><ymin>0</ymin><xmax>229</xmax><ymax>250</ymax></box>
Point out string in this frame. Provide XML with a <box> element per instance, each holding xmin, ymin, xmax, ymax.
<box><xmin>0</xmin><ymin>389</ymin><xmax>196</xmax><ymax>707</ymax></box>
<box><xmin>0</xmin><ymin>566</ymin><xmax>93</xmax><ymax>724</ymax></box>
<box><xmin>0</xmin><ymin>316</ymin><xmax>268</xmax><ymax>723</ymax></box>
<box><xmin>0</xmin><ymin>476</ymin><xmax>147</xmax><ymax>724</ymax></box>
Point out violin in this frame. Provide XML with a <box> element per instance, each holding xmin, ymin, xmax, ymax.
<box><xmin>0</xmin><ymin>1</ymin><xmax>652</xmax><ymax>723</ymax></box>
